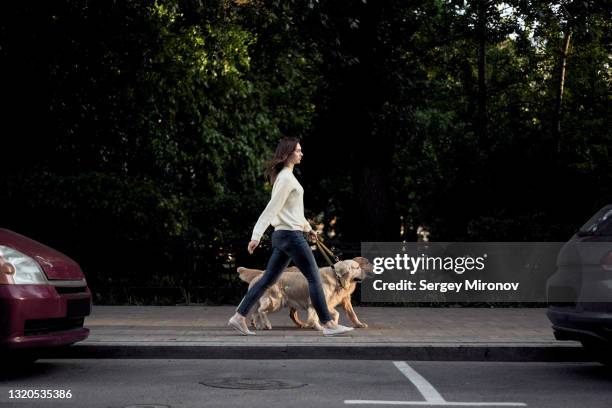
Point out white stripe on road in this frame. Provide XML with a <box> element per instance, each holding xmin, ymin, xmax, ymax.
<box><xmin>345</xmin><ymin>401</ymin><xmax>526</xmax><ymax>406</ymax></box>
<box><xmin>344</xmin><ymin>361</ymin><xmax>526</xmax><ymax>407</ymax></box>
<box><xmin>393</xmin><ymin>361</ymin><xmax>446</xmax><ymax>403</ymax></box>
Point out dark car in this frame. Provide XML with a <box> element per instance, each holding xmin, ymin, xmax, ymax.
<box><xmin>546</xmin><ymin>204</ymin><xmax>612</xmax><ymax>364</ymax></box>
<box><xmin>0</xmin><ymin>229</ymin><xmax>92</xmax><ymax>363</ymax></box>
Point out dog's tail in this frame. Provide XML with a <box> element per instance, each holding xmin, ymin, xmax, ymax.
<box><xmin>237</xmin><ymin>266</ymin><xmax>263</xmax><ymax>283</ymax></box>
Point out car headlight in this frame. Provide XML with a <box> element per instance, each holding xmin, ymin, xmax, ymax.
<box><xmin>0</xmin><ymin>245</ymin><xmax>48</xmax><ymax>284</ymax></box>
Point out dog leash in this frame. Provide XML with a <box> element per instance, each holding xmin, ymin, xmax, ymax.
<box><xmin>313</xmin><ymin>234</ymin><xmax>340</xmax><ymax>270</ymax></box>
<box><xmin>313</xmin><ymin>235</ymin><xmax>348</xmax><ymax>291</ymax></box>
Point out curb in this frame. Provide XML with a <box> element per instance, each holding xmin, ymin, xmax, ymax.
<box><xmin>38</xmin><ymin>344</ymin><xmax>590</xmax><ymax>362</ymax></box>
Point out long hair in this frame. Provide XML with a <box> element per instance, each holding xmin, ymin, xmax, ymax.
<box><xmin>265</xmin><ymin>136</ymin><xmax>300</xmax><ymax>184</ymax></box>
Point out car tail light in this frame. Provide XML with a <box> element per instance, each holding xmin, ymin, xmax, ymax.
<box><xmin>601</xmin><ymin>250</ymin><xmax>612</xmax><ymax>271</ymax></box>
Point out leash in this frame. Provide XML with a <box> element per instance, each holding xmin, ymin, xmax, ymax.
<box><xmin>314</xmin><ymin>235</ymin><xmax>340</xmax><ymax>268</ymax></box>
<box><xmin>313</xmin><ymin>236</ymin><xmax>348</xmax><ymax>291</ymax></box>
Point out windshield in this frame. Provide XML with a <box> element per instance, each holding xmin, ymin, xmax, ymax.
<box><xmin>578</xmin><ymin>205</ymin><xmax>612</xmax><ymax>236</ymax></box>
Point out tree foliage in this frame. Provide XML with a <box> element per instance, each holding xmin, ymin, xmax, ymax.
<box><xmin>0</xmin><ymin>0</ymin><xmax>609</xmax><ymax>303</ymax></box>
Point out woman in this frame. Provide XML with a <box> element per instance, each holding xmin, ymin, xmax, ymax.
<box><xmin>228</xmin><ymin>136</ymin><xmax>354</xmax><ymax>336</ymax></box>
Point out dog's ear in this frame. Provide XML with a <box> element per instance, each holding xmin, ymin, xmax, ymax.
<box><xmin>333</xmin><ymin>261</ymin><xmax>353</xmax><ymax>288</ymax></box>
<box><xmin>334</xmin><ymin>261</ymin><xmax>351</xmax><ymax>277</ymax></box>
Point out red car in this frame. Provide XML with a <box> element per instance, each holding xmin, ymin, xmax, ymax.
<box><xmin>0</xmin><ymin>228</ymin><xmax>92</xmax><ymax>362</ymax></box>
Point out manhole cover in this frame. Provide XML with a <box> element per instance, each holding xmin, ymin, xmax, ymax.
<box><xmin>199</xmin><ymin>378</ymin><xmax>307</xmax><ymax>390</ymax></box>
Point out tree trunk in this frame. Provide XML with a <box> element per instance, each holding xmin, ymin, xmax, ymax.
<box><xmin>554</xmin><ymin>30</ymin><xmax>572</xmax><ymax>153</ymax></box>
<box><xmin>476</xmin><ymin>0</ymin><xmax>488</xmax><ymax>151</ymax></box>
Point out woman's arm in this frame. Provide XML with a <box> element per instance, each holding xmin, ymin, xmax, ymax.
<box><xmin>302</xmin><ymin>217</ymin><xmax>313</xmax><ymax>233</ymax></box>
<box><xmin>251</xmin><ymin>175</ymin><xmax>293</xmax><ymax>242</ymax></box>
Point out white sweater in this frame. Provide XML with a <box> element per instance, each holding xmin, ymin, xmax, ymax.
<box><xmin>251</xmin><ymin>167</ymin><xmax>313</xmax><ymax>241</ymax></box>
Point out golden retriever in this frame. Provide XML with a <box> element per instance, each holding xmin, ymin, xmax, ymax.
<box><xmin>237</xmin><ymin>257</ymin><xmax>373</xmax><ymax>331</ymax></box>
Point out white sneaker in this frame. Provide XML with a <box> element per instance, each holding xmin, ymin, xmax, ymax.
<box><xmin>228</xmin><ymin>315</ymin><xmax>256</xmax><ymax>336</ymax></box>
<box><xmin>322</xmin><ymin>324</ymin><xmax>354</xmax><ymax>336</ymax></box>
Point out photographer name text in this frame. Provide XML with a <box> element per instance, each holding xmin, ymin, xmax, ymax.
<box><xmin>372</xmin><ymin>279</ymin><xmax>519</xmax><ymax>292</ymax></box>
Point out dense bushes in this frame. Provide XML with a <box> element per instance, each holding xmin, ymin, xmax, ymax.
<box><xmin>0</xmin><ymin>1</ymin><xmax>609</xmax><ymax>304</ymax></box>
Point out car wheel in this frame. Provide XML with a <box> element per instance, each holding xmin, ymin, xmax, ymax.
<box><xmin>581</xmin><ymin>340</ymin><xmax>612</xmax><ymax>367</ymax></box>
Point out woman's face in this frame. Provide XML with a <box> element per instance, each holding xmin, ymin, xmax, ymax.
<box><xmin>288</xmin><ymin>143</ymin><xmax>303</xmax><ymax>165</ymax></box>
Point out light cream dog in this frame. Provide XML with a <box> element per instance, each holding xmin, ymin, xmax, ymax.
<box><xmin>237</xmin><ymin>257</ymin><xmax>373</xmax><ymax>331</ymax></box>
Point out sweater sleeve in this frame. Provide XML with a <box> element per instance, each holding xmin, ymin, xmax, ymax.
<box><xmin>302</xmin><ymin>216</ymin><xmax>312</xmax><ymax>233</ymax></box>
<box><xmin>251</xmin><ymin>176</ymin><xmax>293</xmax><ymax>241</ymax></box>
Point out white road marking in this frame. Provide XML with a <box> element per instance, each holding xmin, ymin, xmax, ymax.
<box><xmin>344</xmin><ymin>361</ymin><xmax>526</xmax><ymax>407</ymax></box>
<box><xmin>344</xmin><ymin>401</ymin><xmax>526</xmax><ymax>406</ymax></box>
<box><xmin>393</xmin><ymin>361</ymin><xmax>446</xmax><ymax>403</ymax></box>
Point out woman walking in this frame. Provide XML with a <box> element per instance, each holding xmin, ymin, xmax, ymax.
<box><xmin>228</xmin><ymin>136</ymin><xmax>354</xmax><ymax>336</ymax></box>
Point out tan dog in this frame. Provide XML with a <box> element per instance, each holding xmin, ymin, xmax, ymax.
<box><xmin>237</xmin><ymin>257</ymin><xmax>373</xmax><ymax>331</ymax></box>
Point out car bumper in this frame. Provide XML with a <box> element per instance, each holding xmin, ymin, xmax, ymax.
<box><xmin>547</xmin><ymin>306</ymin><xmax>612</xmax><ymax>343</ymax></box>
<box><xmin>0</xmin><ymin>284</ymin><xmax>91</xmax><ymax>349</ymax></box>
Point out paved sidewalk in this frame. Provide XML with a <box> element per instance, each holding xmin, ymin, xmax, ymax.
<box><xmin>83</xmin><ymin>305</ymin><xmax>562</xmax><ymax>345</ymax></box>
<box><xmin>43</xmin><ymin>306</ymin><xmax>587</xmax><ymax>361</ymax></box>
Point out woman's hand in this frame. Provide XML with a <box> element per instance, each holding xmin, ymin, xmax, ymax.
<box><xmin>306</xmin><ymin>230</ymin><xmax>318</xmax><ymax>243</ymax></box>
<box><xmin>247</xmin><ymin>240</ymin><xmax>259</xmax><ymax>255</ymax></box>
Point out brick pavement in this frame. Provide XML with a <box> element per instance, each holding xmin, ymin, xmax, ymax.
<box><xmin>82</xmin><ymin>306</ymin><xmax>569</xmax><ymax>346</ymax></box>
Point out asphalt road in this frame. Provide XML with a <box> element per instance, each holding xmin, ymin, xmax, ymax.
<box><xmin>1</xmin><ymin>360</ymin><xmax>611</xmax><ymax>408</ymax></box>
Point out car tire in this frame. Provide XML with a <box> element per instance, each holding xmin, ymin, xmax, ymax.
<box><xmin>580</xmin><ymin>340</ymin><xmax>612</xmax><ymax>367</ymax></box>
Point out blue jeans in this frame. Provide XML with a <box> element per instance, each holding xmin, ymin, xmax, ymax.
<box><xmin>236</xmin><ymin>230</ymin><xmax>332</xmax><ymax>324</ymax></box>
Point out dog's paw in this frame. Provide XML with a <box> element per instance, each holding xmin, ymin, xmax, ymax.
<box><xmin>254</xmin><ymin>321</ymin><xmax>265</xmax><ymax>330</ymax></box>
<box><xmin>264</xmin><ymin>323</ymin><xmax>272</xmax><ymax>330</ymax></box>
<box><xmin>354</xmin><ymin>322</ymin><xmax>368</xmax><ymax>328</ymax></box>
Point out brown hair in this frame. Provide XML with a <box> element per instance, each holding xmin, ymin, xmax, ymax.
<box><xmin>265</xmin><ymin>136</ymin><xmax>300</xmax><ymax>184</ymax></box>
